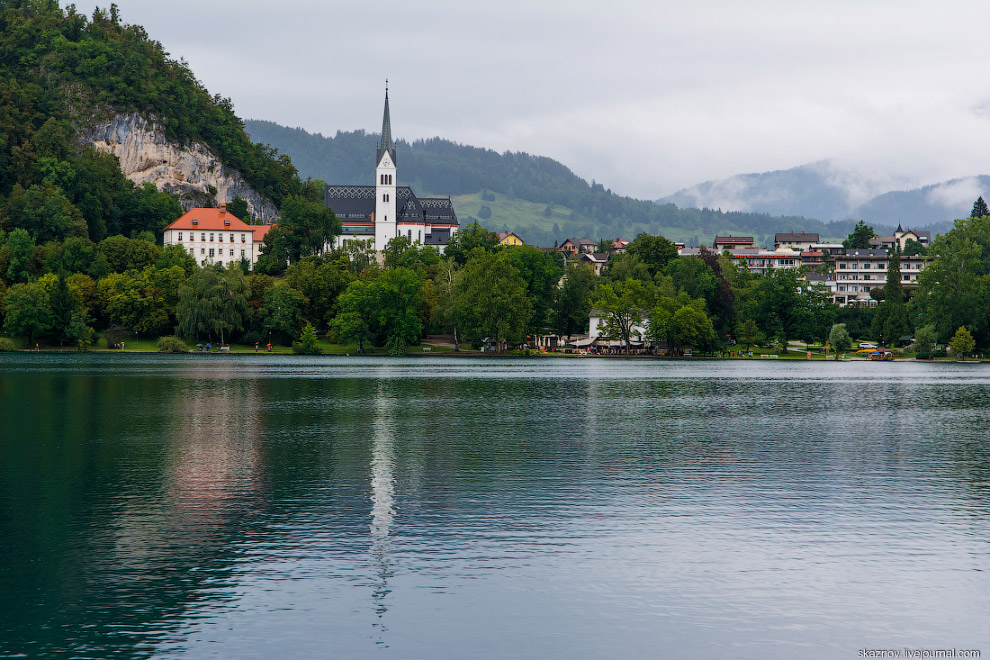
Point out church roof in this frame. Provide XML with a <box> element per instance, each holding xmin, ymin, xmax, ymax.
<box><xmin>323</xmin><ymin>184</ymin><xmax>458</xmax><ymax>226</ymax></box>
<box><xmin>324</xmin><ymin>185</ymin><xmax>375</xmax><ymax>218</ymax></box>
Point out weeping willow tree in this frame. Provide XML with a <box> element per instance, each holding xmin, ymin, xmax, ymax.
<box><xmin>175</xmin><ymin>266</ymin><xmax>250</xmax><ymax>343</ymax></box>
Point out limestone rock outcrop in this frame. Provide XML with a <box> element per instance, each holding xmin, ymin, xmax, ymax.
<box><xmin>83</xmin><ymin>113</ymin><xmax>279</xmax><ymax>223</ymax></box>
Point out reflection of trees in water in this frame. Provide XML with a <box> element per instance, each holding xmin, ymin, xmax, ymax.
<box><xmin>0</xmin><ymin>363</ymin><xmax>268</xmax><ymax>659</ymax></box>
<box><xmin>7</xmin><ymin>360</ymin><xmax>990</xmax><ymax>657</ymax></box>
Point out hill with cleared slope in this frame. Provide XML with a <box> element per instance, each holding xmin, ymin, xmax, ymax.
<box><xmin>245</xmin><ymin>120</ymin><xmax>872</xmax><ymax>247</ymax></box>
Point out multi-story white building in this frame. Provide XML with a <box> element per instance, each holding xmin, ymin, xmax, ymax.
<box><xmin>831</xmin><ymin>248</ymin><xmax>926</xmax><ymax>306</ymax></box>
<box><xmin>163</xmin><ymin>204</ymin><xmax>271</xmax><ymax>268</ymax></box>
<box><xmin>774</xmin><ymin>231</ymin><xmax>820</xmax><ymax>251</ymax></box>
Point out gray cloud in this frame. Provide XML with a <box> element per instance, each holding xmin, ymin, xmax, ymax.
<box><xmin>73</xmin><ymin>0</ymin><xmax>990</xmax><ymax>200</ymax></box>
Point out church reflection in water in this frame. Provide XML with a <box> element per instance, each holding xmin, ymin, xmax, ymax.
<box><xmin>369</xmin><ymin>382</ymin><xmax>397</xmax><ymax>639</ymax></box>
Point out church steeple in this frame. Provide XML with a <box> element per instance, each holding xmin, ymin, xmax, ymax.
<box><xmin>377</xmin><ymin>82</ymin><xmax>396</xmax><ymax>165</ymax></box>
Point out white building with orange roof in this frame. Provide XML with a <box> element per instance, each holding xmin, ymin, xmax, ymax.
<box><xmin>163</xmin><ymin>204</ymin><xmax>270</xmax><ymax>268</ymax></box>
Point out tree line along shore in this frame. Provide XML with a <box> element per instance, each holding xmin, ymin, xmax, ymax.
<box><xmin>3</xmin><ymin>205</ymin><xmax>990</xmax><ymax>361</ymax></box>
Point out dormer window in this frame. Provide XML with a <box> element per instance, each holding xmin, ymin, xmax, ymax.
<box><xmin>192</xmin><ymin>219</ymin><xmax>198</xmax><ymax>226</ymax></box>
<box><xmin>224</xmin><ymin>220</ymin><xmax>231</xmax><ymax>227</ymax></box>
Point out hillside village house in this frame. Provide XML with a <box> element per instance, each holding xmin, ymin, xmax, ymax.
<box><xmin>713</xmin><ymin>236</ymin><xmax>756</xmax><ymax>250</ymax></box>
<box><xmin>163</xmin><ymin>204</ymin><xmax>270</xmax><ymax>267</ymax></box>
<box><xmin>323</xmin><ymin>87</ymin><xmax>458</xmax><ymax>253</ymax></box>
<box><xmin>774</xmin><ymin>231</ymin><xmax>820</xmax><ymax>251</ymax></box>
<box><xmin>558</xmin><ymin>237</ymin><xmax>598</xmax><ymax>255</ymax></box>
<box><xmin>580</xmin><ymin>252</ymin><xmax>610</xmax><ymax>275</ymax></box>
<box><xmin>678</xmin><ymin>246</ymin><xmax>798</xmax><ymax>275</ymax></box>
<box><xmin>869</xmin><ymin>225</ymin><xmax>931</xmax><ymax>252</ymax></box>
<box><xmin>497</xmin><ymin>231</ymin><xmax>524</xmax><ymax>246</ymax></box>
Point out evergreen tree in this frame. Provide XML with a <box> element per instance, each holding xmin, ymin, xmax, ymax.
<box><xmin>971</xmin><ymin>196</ymin><xmax>989</xmax><ymax>219</ymax></box>
<box><xmin>871</xmin><ymin>253</ymin><xmax>910</xmax><ymax>346</ymax></box>
<box><xmin>50</xmin><ymin>275</ymin><xmax>76</xmax><ymax>344</ymax></box>
<box><xmin>842</xmin><ymin>220</ymin><xmax>875</xmax><ymax>249</ymax></box>
<box><xmin>293</xmin><ymin>322</ymin><xmax>323</xmax><ymax>354</ymax></box>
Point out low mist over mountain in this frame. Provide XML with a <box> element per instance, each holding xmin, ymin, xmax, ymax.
<box><xmin>660</xmin><ymin>160</ymin><xmax>983</xmax><ymax>233</ymax></box>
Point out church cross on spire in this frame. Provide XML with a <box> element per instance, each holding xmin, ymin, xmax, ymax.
<box><xmin>377</xmin><ymin>81</ymin><xmax>396</xmax><ymax>165</ymax></box>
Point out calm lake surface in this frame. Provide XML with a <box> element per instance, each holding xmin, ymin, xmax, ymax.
<box><xmin>1</xmin><ymin>354</ymin><xmax>988</xmax><ymax>659</ymax></box>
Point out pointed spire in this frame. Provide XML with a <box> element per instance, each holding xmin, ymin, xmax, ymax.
<box><xmin>377</xmin><ymin>80</ymin><xmax>396</xmax><ymax>165</ymax></box>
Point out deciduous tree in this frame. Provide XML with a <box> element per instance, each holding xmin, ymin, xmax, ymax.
<box><xmin>3</xmin><ymin>282</ymin><xmax>52</xmax><ymax>345</ymax></box>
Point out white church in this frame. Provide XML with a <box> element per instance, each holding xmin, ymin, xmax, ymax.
<box><xmin>324</xmin><ymin>88</ymin><xmax>459</xmax><ymax>252</ymax></box>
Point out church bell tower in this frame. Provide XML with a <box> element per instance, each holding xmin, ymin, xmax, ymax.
<box><xmin>375</xmin><ymin>83</ymin><xmax>397</xmax><ymax>250</ymax></box>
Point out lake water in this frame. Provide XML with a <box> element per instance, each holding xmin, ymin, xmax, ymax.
<box><xmin>1</xmin><ymin>354</ymin><xmax>988</xmax><ymax>659</ymax></box>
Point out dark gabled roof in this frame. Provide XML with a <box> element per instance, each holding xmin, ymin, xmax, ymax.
<box><xmin>562</xmin><ymin>237</ymin><xmax>596</xmax><ymax>246</ymax></box>
<box><xmin>424</xmin><ymin>228</ymin><xmax>451</xmax><ymax>245</ymax></box>
<box><xmin>843</xmin><ymin>248</ymin><xmax>888</xmax><ymax>257</ymax></box>
<box><xmin>420</xmin><ymin>197</ymin><xmax>458</xmax><ymax>224</ymax></box>
<box><xmin>397</xmin><ymin>187</ymin><xmax>423</xmax><ymax>220</ymax></box>
<box><xmin>775</xmin><ymin>231</ymin><xmax>820</xmax><ymax>242</ymax></box>
<box><xmin>323</xmin><ymin>184</ymin><xmax>457</xmax><ymax>226</ymax></box>
<box><xmin>714</xmin><ymin>236</ymin><xmax>754</xmax><ymax>243</ymax></box>
<box><xmin>325</xmin><ymin>185</ymin><xmax>375</xmax><ymax>217</ymax></box>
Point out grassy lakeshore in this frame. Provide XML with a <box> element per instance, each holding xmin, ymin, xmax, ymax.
<box><xmin>0</xmin><ymin>334</ymin><xmax>981</xmax><ymax>362</ymax></box>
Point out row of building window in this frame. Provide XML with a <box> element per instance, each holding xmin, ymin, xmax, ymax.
<box><xmin>176</xmin><ymin>232</ymin><xmax>247</xmax><ymax>242</ymax></box>
<box><xmin>838</xmin><ymin>262</ymin><xmax>922</xmax><ymax>269</ymax></box>
<box><xmin>379</xmin><ymin>174</ymin><xmax>393</xmax><ymax>185</ymax></box>
<box><xmin>189</xmin><ymin>248</ymin><xmax>246</xmax><ymax>258</ymax></box>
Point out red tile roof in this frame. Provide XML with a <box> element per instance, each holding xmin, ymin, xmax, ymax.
<box><xmin>164</xmin><ymin>206</ymin><xmax>273</xmax><ymax>243</ymax></box>
<box><xmin>252</xmin><ymin>224</ymin><xmax>273</xmax><ymax>243</ymax></box>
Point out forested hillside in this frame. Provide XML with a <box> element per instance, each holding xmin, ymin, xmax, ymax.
<box><xmin>0</xmin><ymin>1</ymin><xmax>322</xmax><ymax>350</ymax></box>
<box><xmin>0</xmin><ymin>0</ymin><xmax>313</xmax><ymax>244</ymax></box>
<box><xmin>245</xmin><ymin>120</ymin><xmax>880</xmax><ymax>246</ymax></box>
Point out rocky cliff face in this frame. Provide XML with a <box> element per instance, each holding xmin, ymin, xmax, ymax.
<box><xmin>83</xmin><ymin>113</ymin><xmax>279</xmax><ymax>223</ymax></box>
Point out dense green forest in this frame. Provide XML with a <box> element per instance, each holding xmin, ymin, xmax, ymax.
<box><xmin>0</xmin><ymin>0</ymin><xmax>309</xmax><ymax>220</ymax></box>
<box><xmin>245</xmin><ymin>120</ymin><xmax>895</xmax><ymax>247</ymax></box>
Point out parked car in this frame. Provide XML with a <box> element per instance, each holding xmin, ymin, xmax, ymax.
<box><xmin>859</xmin><ymin>342</ymin><xmax>878</xmax><ymax>349</ymax></box>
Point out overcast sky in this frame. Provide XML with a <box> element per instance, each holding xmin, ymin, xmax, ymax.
<box><xmin>74</xmin><ymin>0</ymin><xmax>990</xmax><ymax>201</ymax></box>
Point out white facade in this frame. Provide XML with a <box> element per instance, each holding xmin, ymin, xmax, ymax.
<box><xmin>831</xmin><ymin>249</ymin><xmax>927</xmax><ymax>306</ymax></box>
<box><xmin>375</xmin><ymin>150</ymin><xmax>397</xmax><ymax>249</ymax></box>
<box><xmin>162</xmin><ymin>206</ymin><xmax>268</xmax><ymax>268</ymax></box>
<box><xmin>165</xmin><ymin>227</ymin><xmax>258</xmax><ymax>267</ymax></box>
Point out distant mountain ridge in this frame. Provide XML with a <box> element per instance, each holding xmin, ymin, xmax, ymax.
<box><xmin>244</xmin><ymin>120</ymin><xmax>891</xmax><ymax>247</ymax></box>
<box><xmin>660</xmin><ymin>160</ymin><xmax>981</xmax><ymax>233</ymax></box>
